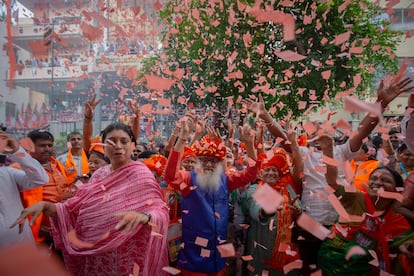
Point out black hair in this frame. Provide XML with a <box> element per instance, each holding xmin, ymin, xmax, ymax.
<box><xmin>89</xmin><ymin>150</ymin><xmax>110</xmax><ymax>164</ymax></box>
<box><xmin>388</xmin><ymin>129</ymin><xmax>400</xmax><ymax>135</ymax></box>
<box><xmin>371</xmin><ymin>133</ymin><xmax>382</xmax><ymax>149</ymax></box>
<box><xmin>138</xmin><ymin>150</ymin><xmax>158</xmax><ymax>159</ymax></box>
<box><xmin>136</xmin><ymin>142</ymin><xmax>149</xmax><ymax>151</ymax></box>
<box><xmin>67</xmin><ymin>131</ymin><xmax>82</xmax><ymax>141</ymax></box>
<box><xmin>361</xmin><ymin>143</ymin><xmax>369</xmax><ymax>153</ymax></box>
<box><xmin>370</xmin><ymin>166</ymin><xmax>404</xmax><ymax>188</ymax></box>
<box><xmin>27</xmin><ymin>129</ymin><xmax>54</xmax><ymax>143</ymax></box>
<box><xmin>101</xmin><ymin>122</ymin><xmax>135</xmax><ymax>143</ymax></box>
<box><xmin>397</xmin><ymin>143</ymin><xmax>408</xmax><ymax>154</ymax></box>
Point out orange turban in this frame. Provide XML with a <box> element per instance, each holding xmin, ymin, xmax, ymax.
<box><xmin>182</xmin><ymin>146</ymin><xmax>196</xmax><ymax>160</ymax></box>
<box><xmin>261</xmin><ymin>147</ymin><xmax>292</xmax><ymax>176</ymax></box>
<box><xmin>143</xmin><ymin>154</ymin><xmax>167</xmax><ymax>177</ymax></box>
<box><xmin>89</xmin><ymin>136</ymin><xmax>105</xmax><ymax>155</ymax></box>
<box><xmin>297</xmin><ymin>134</ymin><xmax>307</xmax><ymax>147</ymax></box>
<box><xmin>194</xmin><ymin>136</ymin><xmax>226</xmax><ymax>160</ymax></box>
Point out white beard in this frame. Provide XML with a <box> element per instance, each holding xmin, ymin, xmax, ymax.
<box><xmin>195</xmin><ymin>161</ymin><xmax>224</xmax><ymax>192</ymax></box>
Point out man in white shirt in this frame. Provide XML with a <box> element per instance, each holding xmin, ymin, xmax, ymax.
<box><xmin>0</xmin><ymin>132</ymin><xmax>48</xmax><ymax>249</ymax></box>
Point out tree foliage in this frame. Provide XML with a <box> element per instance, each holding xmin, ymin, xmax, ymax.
<box><xmin>139</xmin><ymin>0</ymin><xmax>401</xmax><ymax>120</ymax></box>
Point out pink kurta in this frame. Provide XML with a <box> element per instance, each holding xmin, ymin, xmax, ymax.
<box><xmin>51</xmin><ymin>161</ymin><xmax>169</xmax><ymax>276</ymax></box>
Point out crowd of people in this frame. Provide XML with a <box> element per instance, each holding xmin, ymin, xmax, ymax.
<box><xmin>0</xmin><ymin>77</ymin><xmax>414</xmax><ymax>276</ymax></box>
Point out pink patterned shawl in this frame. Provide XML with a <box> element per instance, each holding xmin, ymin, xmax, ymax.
<box><xmin>50</xmin><ymin>161</ymin><xmax>169</xmax><ymax>276</ymax></box>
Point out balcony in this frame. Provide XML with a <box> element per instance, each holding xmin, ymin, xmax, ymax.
<box><xmin>6</xmin><ymin>54</ymin><xmax>145</xmax><ymax>83</ymax></box>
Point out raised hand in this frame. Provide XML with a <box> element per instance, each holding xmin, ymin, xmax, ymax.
<box><xmin>84</xmin><ymin>94</ymin><xmax>102</xmax><ymax>119</ymax></box>
<box><xmin>0</xmin><ymin>131</ymin><xmax>19</xmax><ymax>154</ymax></box>
<box><xmin>240</xmin><ymin>95</ymin><xmax>266</xmax><ymax>115</ymax></box>
<box><xmin>317</xmin><ymin>134</ymin><xmax>334</xmax><ymax>153</ymax></box>
<box><xmin>239</xmin><ymin>123</ymin><xmax>255</xmax><ymax>145</ymax></box>
<box><xmin>377</xmin><ymin>77</ymin><xmax>414</xmax><ymax>108</ymax></box>
<box><xmin>179</xmin><ymin>110</ymin><xmax>197</xmax><ymax>139</ymax></box>
<box><xmin>128</xmin><ymin>100</ymin><xmax>141</xmax><ymax>118</ymax></box>
<box><xmin>206</xmin><ymin>126</ymin><xmax>223</xmax><ymax>143</ymax></box>
<box><xmin>191</xmin><ymin>116</ymin><xmax>204</xmax><ymax>137</ymax></box>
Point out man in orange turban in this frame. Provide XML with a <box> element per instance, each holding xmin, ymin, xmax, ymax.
<box><xmin>181</xmin><ymin>146</ymin><xmax>196</xmax><ymax>171</ymax></box>
<box><xmin>164</xmin><ymin>113</ymin><xmax>261</xmax><ymax>276</ymax></box>
<box><xmin>143</xmin><ymin>154</ymin><xmax>167</xmax><ymax>182</ymax></box>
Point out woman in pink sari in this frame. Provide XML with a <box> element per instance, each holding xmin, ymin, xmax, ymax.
<box><xmin>12</xmin><ymin>123</ymin><xmax>169</xmax><ymax>276</ymax></box>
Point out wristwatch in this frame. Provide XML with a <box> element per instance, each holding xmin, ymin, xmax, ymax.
<box><xmin>143</xmin><ymin>212</ymin><xmax>151</xmax><ymax>224</ymax></box>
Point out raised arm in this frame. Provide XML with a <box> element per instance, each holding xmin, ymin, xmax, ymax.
<box><xmin>83</xmin><ymin>95</ymin><xmax>102</xmax><ymax>152</ymax></box>
<box><xmin>286</xmin><ymin>129</ymin><xmax>303</xmax><ymax>187</ymax></box>
<box><xmin>190</xmin><ymin>116</ymin><xmax>205</xmax><ymax>146</ymax></box>
<box><xmin>165</xmin><ymin>124</ymin><xmax>180</xmax><ymax>154</ymax></box>
<box><xmin>239</xmin><ymin>123</ymin><xmax>257</xmax><ymax>161</ymax></box>
<box><xmin>349</xmin><ymin>77</ymin><xmax>414</xmax><ymax>152</ymax></box>
<box><xmin>241</xmin><ymin>95</ymin><xmax>287</xmax><ymax>141</ymax></box>
<box><xmin>128</xmin><ymin>100</ymin><xmax>141</xmax><ymax>142</ymax></box>
<box><xmin>318</xmin><ymin>135</ymin><xmax>339</xmax><ymax>190</ymax></box>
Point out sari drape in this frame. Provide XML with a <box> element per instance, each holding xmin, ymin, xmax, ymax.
<box><xmin>51</xmin><ymin>161</ymin><xmax>169</xmax><ymax>276</ymax></box>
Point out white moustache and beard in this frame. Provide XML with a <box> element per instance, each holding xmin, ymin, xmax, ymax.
<box><xmin>195</xmin><ymin>160</ymin><xmax>224</xmax><ymax>192</ymax></box>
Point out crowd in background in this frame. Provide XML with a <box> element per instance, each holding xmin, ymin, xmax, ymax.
<box><xmin>0</xmin><ymin>77</ymin><xmax>414</xmax><ymax>276</ymax></box>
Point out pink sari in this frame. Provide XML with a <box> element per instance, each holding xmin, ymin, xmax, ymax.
<box><xmin>50</xmin><ymin>161</ymin><xmax>169</xmax><ymax>276</ymax></box>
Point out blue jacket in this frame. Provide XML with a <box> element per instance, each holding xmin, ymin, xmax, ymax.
<box><xmin>178</xmin><ymin>170</ymin><xmax>229</xmax><ymax>273</ymax></box>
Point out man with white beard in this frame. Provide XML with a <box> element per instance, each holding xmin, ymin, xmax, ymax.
<box><xmin>164</xmin><ymin>113</ymin><xmax>261</xmax><ymax>276</ymax></box>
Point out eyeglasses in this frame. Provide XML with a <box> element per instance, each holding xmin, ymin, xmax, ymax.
<box><xmin>198</xmin><ymin>156</ymin><xmax>220</xmax><ymax>164</ymax></box>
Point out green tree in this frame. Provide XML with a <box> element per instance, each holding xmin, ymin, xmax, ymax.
<box><xmin>141</xmin><ymin>0</ymin><xmax>401</xmax><ymax>120</ymax></box>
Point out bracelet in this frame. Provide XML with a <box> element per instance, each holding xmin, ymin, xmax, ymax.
<box><xmin>143</xmin><ymin>212</ymin><xmax>151</xmax><ymax>224</ymax></box>
<box><xmin>84</xmin><ymin>115</ymin><xmax>93</xmax><ymax>120</ymax></box>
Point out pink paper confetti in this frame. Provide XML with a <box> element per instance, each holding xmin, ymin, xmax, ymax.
<box><xmin>252</xmin><ymin>183</ymin><xmax>283</xmax><ymax>214</ymax></box>
<box><xmin>200</xmin><ymin>248</ymin><xmax>210</xmax><ymax>258</ymax></box>
<box><xmin>302</xmin><ymin>121</ymin><xmax>317</xmax><ymax>135</ymax></box>
<box><xmin>275</xmin><ymin>50</ymin><xmax>307</xmax><ymax>62</ymax></box>
<box><xmin>241</xmin><ymin>255</ymin><xmax>254</xmax><ymax>261</ymax></box>
<box><xmin>195</xmin><ymin>236</ymin><xmax>209</xmax><ymax>247</ymax></box>
<box><xmin>328</xmin><ymin>194</ymin><xmax>350</xmax><ymax>222</ymax></box>
<box><xmin>377</xmin><ymin>187</ymin><xmax>403</xmax><ymax>202</ymax></box>
<box><xmin>67</xmin><ymin>229</ymin><xmax>109</xmax><ymax>249</ymax></box>
<box><xmin>132</xmin><ymin>263</ymin><xmax>140</xmax><ymax>276</ymax></box>
<box><xmin>296</xmin><ymin>213</ymin><xmax>331</xmax><ymax>240</ymax></box>
<box><xmin>217</xmin><ymin>243</ymin><xmax>235</xmax><ymax>258</ymax></box>
<box><xmin>283</xmin><ymin>259</ymin><xmax>303</xmax><ymax>274</ymax></box>
<box><xmin>162</xmin><ymin>266</ymin><xmax>181</xmax><ymax>275</ymax></box>
<box><xmin>345</xmin><ymin>245</ymin><xmax>366</xmax><ymax>260</ymax></box>
<box><xmin>344</xmin><ymin>96</ymin><xmax>383</xmax><ymax>120</ymax></box>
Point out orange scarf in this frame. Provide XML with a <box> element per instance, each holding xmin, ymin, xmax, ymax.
<box><xmin>260</xmin><ymin>174</ymin><xmax>301</xmax><ymax>270</ymax></box>
<box><xmin>64</xmin><ymin>150</ymin><xmax>89</xmax><ymax>184</ymax></box>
